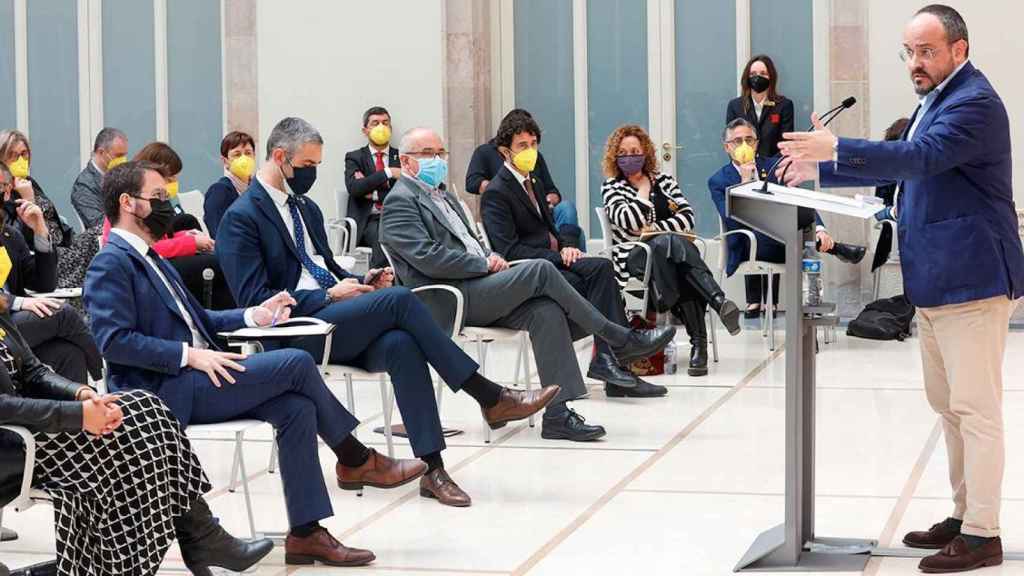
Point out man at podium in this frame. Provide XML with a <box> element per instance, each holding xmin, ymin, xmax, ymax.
<box><xmin>777</xmin><ymin>5</ymin><xmax>1024</xmax><ymax>573</ymax></box>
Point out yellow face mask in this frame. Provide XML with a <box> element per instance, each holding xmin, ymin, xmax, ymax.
<box><xmin>369</xmin><ymin>124</ymin><xmax>391</xmax><ymax>147</ymax></box>
<box><xmin>732</xmin><ymin>142</ymin><xmax>755</xmax><ymax>165</ymax></box>
<box><xmin>166</xmin><ymin>180</ymin><xmax>179</xmax><ymax>199</ymax></box>
<box><xmin>0</xmin><ymin>246</ymin><xmax>12</xmax><ymax>287</ymax></box>
<box><xmin>512</xmin><ymin>147</ymin><xmax>538</xmax><ymax>173</ymax></box>
<box><xmin>107</xmin><ymin>155</ymin><xmax>128</xmax><ymax>170</ymax></box>
<box><xmin>8</xmin><ymin>156</ymin><xmax>29</xmax><ymax>179</ymax></box>
<box><xmin>229</xmin><ymin>154</ymin><xmax>255</xmax><ymax>181</ymax></box>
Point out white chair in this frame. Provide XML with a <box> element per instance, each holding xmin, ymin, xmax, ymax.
<box><xmin>178</xmin><ymin>189</ymin><xmax>207</xmax><ymax>234</ymax></box>
<box><xmin>326</xmin><ymin>187</ymin><xmax>360</xmax><ymax>255</ymax></box>
<box><xmin>0</xmin><ymin>424</ymin><xmax>53</xmax><ymax>542</ymax></box>
<box><xmin>715</xmin><ymin>218</ymin><xmax>785</xmax><ymax>351</ymax></box>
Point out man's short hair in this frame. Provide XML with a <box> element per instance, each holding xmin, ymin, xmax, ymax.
<box><xmin>495</xmin><ymin>112</ymin><xmax>542</xmax><ymax>149</ymax></box>
<box><xmin>362</xmin><ymin>106</ymin><xmax>390</xmax><ymax>127</ymax></box>
<box><xmin>102</xmin><ymin>160</ymin><xmax>162</xmax><ymax>224</ymax></box>
<box><xmin>723</xmin><ymin>118</ymin><xmax>758</xmax><ymax>142</ymax></box>
<box><xmin>265</xmin><ymin>117</ymin><xmax>323</xmax><ymax>161</ymax></box>
<box><xmin>916</xmin><ymin>4</ymin><xmax>969</xmax><ymax>56</ymax></box>
<box><xmin>93</xmin><ymin>127</ymin><xmax>127</xmax><ymax>153</ymax></box>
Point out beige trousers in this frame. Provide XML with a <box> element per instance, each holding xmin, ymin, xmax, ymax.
<box><xmin>917</xmin><ymin>295</ymin><xmax>1014</xmax><ymax>538</ymax></box>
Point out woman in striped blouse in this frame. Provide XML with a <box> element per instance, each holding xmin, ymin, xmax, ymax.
<box><xmin>601</xmin><ymin>125</ymin><xmax>741</xmax><ymax>377</ymax></box>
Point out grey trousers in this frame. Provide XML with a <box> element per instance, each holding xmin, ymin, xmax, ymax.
<box><xmin>461</xmin><ymin>259</ymin><xmax>614</xmax><ymax>403</ymax></box>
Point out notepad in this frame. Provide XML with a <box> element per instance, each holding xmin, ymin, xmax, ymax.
<box><xmin>219</xmin><ymin>317</ymin><xmax>335</xmax><ymax>339</ymax></box>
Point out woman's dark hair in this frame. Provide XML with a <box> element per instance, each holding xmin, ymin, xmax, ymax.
<box><xmin>884</xmin><ymin>117</ymin><xmax>911</xmax><ymax>141</ymax></box>
<box><xmin>740</xmin><ymin>54</ymin><xmax>780</xmax><ymax>115</ymax></box>
<box><xmin>132</xmin><ymin>142</ymin><xmax>182</xmax><ymax>178</ymax></box>
<box><xmin>220</xmin><ymin>131</ymin><xmax>256</xmax><ymax>158</ymax></box>
<box><xmin>495</xmin><ymin>111</ymin><xmax>542</xmax><ymax>149</ymax></box>
<box><xmin>102</xmin><ymin>160</ymin><xmax>163</xmax><ymax>224</ymax></box>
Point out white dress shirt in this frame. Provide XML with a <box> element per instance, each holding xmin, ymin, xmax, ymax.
<box><xmin>503</xmin><ymin>162</ymin><xmax>542</xmax><ymax>216</ymax></box>
<box><xmin>110</xmin><ymin>227</ymin><xmax>256</xmax><ymax>367</ymax></box>
<box><xmin>257</xmin><ymin>174</ymin><xmax>337</xmax><ymax>291</ymax></box>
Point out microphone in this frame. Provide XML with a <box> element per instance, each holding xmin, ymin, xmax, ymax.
<box><xmin>202</xmin><ymin>268</ymin><xmax>214</xmax><ymax>309</ymax></box>
<box><xmin>761</xmin><ymin>97</ymin><xmax>857</xmax><ymax>193</ymax></box>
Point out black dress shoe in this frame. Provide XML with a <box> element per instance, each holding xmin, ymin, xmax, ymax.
<box><xmin>605</xmin><ymin>380</ymin><xmax>667</xmax><ymax>398</ymax></box>
<box><xmin>541</xmin><ymin>408</ymin><xmax>607</xmax><ymax>441</ymax></box>
<box><xmin>710</xmin><ymin>296</ymin><xmax>742</xmax><ymax>336</ymax></box>
<box><xmin>587</xmin><ymin>352</ymin><xmax>639</xmax><ymax>388</ymax></box>
<box><xmin>175</xmin><ymin>498</ymin><xmax>274</xmax><ymax>575</ymax></box>
<box><xmin>825</xmin><ymin>242</ymin><xmax>867</xmax><ymax>265</ymax></box>
<box><xmin>744</xmin><ymin>305</ymin><xmax>761</xmax><ymax>319</ymax></box>
<box><xmin>610</xmin><ymin>326</ymin><xmax>676</xmax><ymax>364</ymax></box>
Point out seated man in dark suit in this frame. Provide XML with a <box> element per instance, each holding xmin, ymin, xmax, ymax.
<box><xmin>217</xmin><ymin>117</ymin><xmax>559</xmax><ymax>508</ymax></box>
<box><xmin>383</xmin><ymin>127</ymin><xmax>676</xmax><ymax>442</ymax></box>
<box><xmin>85</xmin><ymin>160</ymin><xmax>428</xmax><ymax>567</ymax></box>
<box><xmin>481</xmin><ymin>113</ymin><xmax>664</xmax><ymax>398</ymax></box>
<box><xmin>344</xmin><ymin>106</ymin><xmax>401</xmax><ymax>268</ymax></box>
<box><xmin>708</xmin><ymin>118</ymin><xmax>864</xmax><ymax>317</ymax></box>
<box><xmin>71</xmin><ymin>127</ymin><xmax>128</xmax><ymax>229</ymax></box>
<box><xmin>465</xmin><ymin>108</ymin><xmax>559</xmax><ymax>196</ymax></box>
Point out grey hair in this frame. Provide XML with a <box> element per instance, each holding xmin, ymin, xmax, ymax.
<box><xmin>398</xmin><ymin>127</ymin><xmax>435</xmax><ymax>155</ymax></box>
<box><xmin>264</xmin><ymin>117</ymin><xmax>323</xmax><ymax>161</ymax></box>
<box><xmin>723</xmin><ymin>118</ymin><xmax>758</xmax><ymax>142</ymax></box>
<box><xmin>916</xmin><ymin>4</ymin><xmax>969</xmax><ymax>55</ymax></box>
<box><xmin>93</xmin><ymin>127</ymin><xmax>127</xmax><ymax>153</ymax></box>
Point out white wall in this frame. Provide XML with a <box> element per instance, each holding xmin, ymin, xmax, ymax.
<box><xmin>868</xmin><ymin>1</ymin><xmax>1024</xmax><ymax>203</ymax></box>
<box><xmin>257</xmin><ymin>0</ymin><xmax>446</xmax><ymax>219</ymax></box>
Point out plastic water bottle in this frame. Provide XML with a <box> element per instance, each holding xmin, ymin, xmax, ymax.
<box><xmin>802</xmin><ymin>241</ymin><xmax>823</xmax><ymax>306</ymax></box>
<box><xmin>664</xmin><ymin>340</ymin><xmax>677</xmax><ymax>375</ymax></box>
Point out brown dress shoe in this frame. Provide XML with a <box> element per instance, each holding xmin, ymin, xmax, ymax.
<box><xmin>903</xmin><ymin>518</ymin><xmax>962</xmax><ymax>549</ymax></box>
<box><xmin>419</xmin><ymin>468</ymin><xmax>472</xmax><ymax>507</ymax></box>
<box><xmin>336</xmin><ymin>449</ymin><xmax>428</xmax><ymax>491</ymax></box>
<box><xmin>919</xmin><ymin>536</ymin><xmax>1002</xmax><ymax>573</ymax></box>
<box><xmin>285</xmin><ymin>528</ymin><xmax>375</xmax><ymax>567</ymax></box>
<box><xmin>482</xmin><ymin>385</ymin><xmax>561</xmax><ymax>430</ymax></box>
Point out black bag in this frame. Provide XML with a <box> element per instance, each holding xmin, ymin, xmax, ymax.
<box><xmin>847</xmin><ymin>294</ymin><xmax>915</xmax><ymax>341</ymax></box>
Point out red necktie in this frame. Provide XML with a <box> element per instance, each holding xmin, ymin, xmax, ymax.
<box><xmin>373</xmin><ymin>152</ymin><xmax>385</xmax><ymax>209</ymax></box>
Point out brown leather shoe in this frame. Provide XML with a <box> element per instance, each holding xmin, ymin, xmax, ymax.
<box><xmin>903</xmin><ymin>518</ymin><xmax>962</xmax><ymax>549</ymax></box>
<box><xmin>419</xmin><ymin>468</ymin><xmax>471</xmax><ymax>507</ymax></box>
<box><xmin>919</xmin><ymin>536</ymin><xmax>1002</xmax><ymax>573</ymax></box>
<box><xmin>285</xmin><ymin>528</ymin><xmax>375</xmax><ymax>567</ymax></box>
<box><xmin>336</xmin><ymin>449</ymin><xmax>427</xmax><ymax>491</ymax></box>
<box><xmin>482</xmin><ymin>385</ymin><xmax>560</xmax><ymax>430</ymax></box>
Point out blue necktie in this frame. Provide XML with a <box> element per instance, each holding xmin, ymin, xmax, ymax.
<box><xmin>286</xmin><ymin>196</ymin><xmax>336</xmax><ymax>290</ymax></box>
<box><xmin>148</xmin><ymin>248</ymin><xmax>216</xmax><ymax>347</ymax></box>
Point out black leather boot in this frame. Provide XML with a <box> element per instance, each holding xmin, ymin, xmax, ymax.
<box><xmin>674</xmin><ymin>301</ymin><xmax>709</xmax><ymax>376</ymax></box>
<box><xmin>682</xmin><ymin>267</ymin><xmax>741</xmax><ymax>336</ymax></box>
<box><xmin>174</xmin><ymin>498</ymin><xmax>274</xmax><ymax>576</ymax></box>
<box><xmin>824</xmin><ymin>241</ymin><xmax>867</xmax><ymax>264</ymax></box>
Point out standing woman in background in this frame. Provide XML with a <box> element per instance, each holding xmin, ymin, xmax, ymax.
<box><xmin>726</xmin><ymin>55</ymin><xmax>794</xmax><ymax>159</ymax></box>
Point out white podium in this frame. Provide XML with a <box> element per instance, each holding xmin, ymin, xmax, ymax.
<box><xmin>727</xmin><ymin>181</ymin><xmax>881</xmax><ymax>572</ymax></box>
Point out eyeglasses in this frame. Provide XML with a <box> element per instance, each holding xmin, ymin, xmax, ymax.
<box><xmin>405</xmin><ymin>149</ymin><xmax>449</xmax><ymax>160</ymax></box>
<box><xmin>898</xmin><ymin>46</ymin><xmax>939</xmax><ymax>63</ymax></box>
<box><xmin>135</xmin><ymin>189</ymin><xmax>170</xmax><ymax>202</ymax></box>
<box><xmin>727</xmin><ymin>136</ymin><xmax>758</xmax><ymax>147</ymax></box>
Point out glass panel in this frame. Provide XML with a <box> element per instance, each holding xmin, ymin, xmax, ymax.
<box><xmin>0</xmin><ymin>0</ymin><xmax>16</xmax><ymax>131</ymax></box>
<box><xmin>26</xmin><ymin>0</ymin><xmax>80</xmax><ymax>221</ymax></box>
<box><xmin>751</xmin><ymin>0</ymin><xmax>814</xmax><ymax>130</ymax></box>
<box><xmin>103</xmin><ymin>0</ymin><xmax>156</xmax><ymax>146</ymax></box>
<box><xmin>586</xmin><ymin>0</ymin><xmax>648</xmax><ymax>235</ymax></box>
<box><xmin>675</xmin><ymin>0</ymin><xmax>736</xmax><ymax>238</ymax></box>
<box><xmin>514</xmin><ymin>0</ymin><xmax>575</xmax><ymax>203</ymax></box>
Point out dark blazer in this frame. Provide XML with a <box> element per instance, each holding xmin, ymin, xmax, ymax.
<box><xmin>84</xmin><ymin>232</ymin><xmax>246</xmax><ymax>423</ymax></box>
<box><xmin>480</xmin><ymin>165</ymin><xmax>562</xmax><ymax>266</ymax></box>
<box><xmin>344</xmin><ymin>145</ymin><xmax>400</xmax><ymax>239</ymax></box>
<box><xmin>203</xmin><ymin>176</ymin><xmax>239</xmax><ymax>239</ymax></box>
<box><xmin>0</xmin><ymin>313</ymin><xmax>84</xmax><ymax>507</ymax></box>
<box><xmin>70</xmin><ymin>162</ymin><xmax>105</xmax><ymax>228</ymax></box>
<box><xmin>216</xmin><ymin>179</ymin><xmax>359</xmax><ymax>317</ymax></box>
<box><xmin>465</xmin><ymin>141</ymin><xmax>558</xmax><ymax>196</ymax></box>
<box><xmin>821</xmin><ymin>62</ymin><xmax>1024</xmax><ymax>307</ymax></box>
<box><xmin>726</xmin><ymin>94</ymin><xmax>795</xmax><ymax>158</ymax></box>
<box><xmin>1</xmin><ymin>224</ymin><xmax>57</xmax><ymax>296</ymax></box>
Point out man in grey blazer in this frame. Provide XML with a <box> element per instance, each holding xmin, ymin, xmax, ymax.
<box><xmin>71</xmin><ymin>127</ymin><xmax>128</xmax><ymax>228</ymax></box>
<box><xmin>381</xmin><ymin>127</ymin><xmax>675</xmax><ymax>442</ymax></box>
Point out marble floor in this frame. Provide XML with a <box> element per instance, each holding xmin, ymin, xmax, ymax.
<box><xmin>4</xmin><ymin>319</ymin><xmax>1024</xmax><ymax>575</ymax></box>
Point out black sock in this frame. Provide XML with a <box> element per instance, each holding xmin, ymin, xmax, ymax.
<box><xmin>290</xmin><ymin>521</ymin><xmax>322</xmax><ymax>537</ymax></box>
<box><xmin>333</xmin><ymin>435</ymin><xmax>371</xmax><ymax>468</ymax></box>
<box><xmin>545</xmin><ymin>400</ymin><xmax>569</xmax><ymax>418</ymax></box>
<box><xmin>944</xmin><ymin>517</ymin><xmax>964</xmax><ymax>530</ymax></box>
<box><xmin>422</xmin><ymin>451</ymin><xmax>444</xmax><ymax>473</ymax></box>
<box><xmin>460</xmin><ymin>373</ymin><xmax>503</xmax><ymax>408</ymax></box>
<box><xmin>961</xmin><ymin>534</ymin><xmax>993</xmax><ymax>549</ymax></box>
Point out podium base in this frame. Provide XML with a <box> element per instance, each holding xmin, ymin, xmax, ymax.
<box><xmin>735</xmin><ymin>524</ymin><xmax>875</xmax><ymax>572</ymax></box>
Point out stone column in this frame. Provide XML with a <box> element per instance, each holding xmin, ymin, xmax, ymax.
<box><xmin>223</xmin><ymin>0</ymin><xmax>259</xmax><ymax>140</ymax></box>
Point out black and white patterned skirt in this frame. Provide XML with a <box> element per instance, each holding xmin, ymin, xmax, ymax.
<box><xmin>31</xmin><ymin>390</ymin><xmax>211</xmax><ymax>576</ymax></box>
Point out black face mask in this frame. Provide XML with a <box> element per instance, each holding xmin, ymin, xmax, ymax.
<box><xmin>748</xmin><ymin>75</ymin><xmax>770</xmax><ymax>93</ymax></box>
<box><xmin>134</xmin><ymin>197</ymin><xmax>176</xmax><ymax>239</ymax></box>
<box><xmin>286</xmin><ymin>165</ymin><xmax>317</xmax><ymax>196</ymax></box>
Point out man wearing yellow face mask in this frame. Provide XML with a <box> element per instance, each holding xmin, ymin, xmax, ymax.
<box><xmin>204</xmin><ymin>131</ymin><xmax>257</xmax><ymax>238</ymax></box>
<box><xmin>72</xmin><ymin>127</ymin><xmax>128</xmax><ymax>228</ymax></box>
<box><xmin>344</xmin><ymin>106</ymin><xmax>401</xmax><ymax>268</ymax></box>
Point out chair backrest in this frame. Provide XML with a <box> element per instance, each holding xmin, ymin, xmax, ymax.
<box><xmin>336</xmin><ymin>186</ymin><xmax>349</xmax><ymax>221</ymax></box>
<box><xmin>380</xmin><ymin>244</ymin><xmax>398</xmax><ymax>282</ymax></box>
<box><xmin>178</xmin><ymin>190</ymin><xmax>207</xmax><ymax>234</ymax></box>
<box><xmin>594</xmin><ymin>207</ymin><xmax>614</xmax><ymax>252</ymax></box>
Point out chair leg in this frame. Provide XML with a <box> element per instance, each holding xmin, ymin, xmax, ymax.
<box><xmin>872</xmin><ymin>268</ymin><xmax>881</xmax><ymax>301</ymax></box>
<box><xmin>708</xmin><ymin>309</ymin><xmax>720</xmax><ymax>363</ymax></box>
<box><xmin>345</xmin><ymin>374</ymin><xmax>357</xmax><ymax>441</ymax></box>
<box><xmin>767</xmin><ymin>275</ymin><xmax>776</xmax><ymax>352</ymax></box>
<box><xmin>379</xmin><ymin>376</ymin><xmax>394</xmax><ymax>458</ymax></box>
<box><xmin>478</xmin><ymin>336</ymin><xmax>492</xmax><ymax>444</ymax></box>
<box><xmin>267</xmin><ymin>439</ymin><xmax>278</xmax><ymax>474</ymax></box>
<box><xmin>228</xmin><ymin>433</ymin><xmax>243</xmax><ymax>493</ymax></box>
<box><xmin>235</xmin><ymin>431</ymin><xmax>257</xmax><ymax>538</ymax></box>
<box><xmin>522</xmin><ymin>335</ymin><xmax>535</xmax><ymax>428</ymax></box>
<box><xmin>761</xmin><ymin>283</ymin><xmax>768</xmax><ymax>337</ymax></box>
<box><xmin>512</xmin><ymin>342</ymin><xmax>523</xmax><ymax>388</ymax></box>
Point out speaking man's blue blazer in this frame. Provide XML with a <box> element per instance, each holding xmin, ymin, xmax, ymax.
<box><xmin>216</xmin><ymin>179</ymin><xmax>359</xmax><ymax>316</ymax></box>
<box><xmin>84</xmin><ymin>232</ymin><xmax>246</xmax><ymax>423</ymax></box>
<box><xmin>820</xmin><ymin>62</ymin><xmax>1024</xmax><ymax>307</ymax></box>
